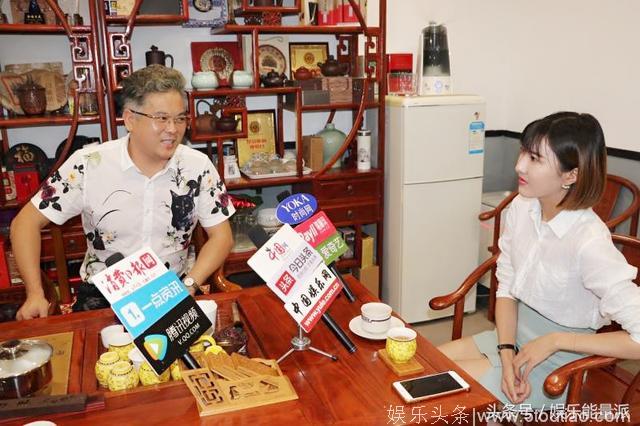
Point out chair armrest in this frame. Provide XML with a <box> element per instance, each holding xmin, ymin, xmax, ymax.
<box><xmin>429</xmin><ymin>254</ymin><xmax>498</xmax><ymax>311</ymax></box>
<box><xmin>478</xmin><ymin>191</ymin><xmax>518</xmax><ymax>222</ymax></box>
<box><xmin>41</xmin><ymin>270</ymin><xmax>61</xmax><ymax>316</ymax></box>
<box><xmin>544</xmin><ymin>355</ymin><xmax>617</xmax><ymax>397</ymax></box>
<box><xmin>604</xmin><ymin>174</ymin><xmax>640</xmax><ymax>233</ymax></box>
<box><xmin>212</xmin><ymin>265</ymin><xmax>243</xmax><ymax>292</ymax></box>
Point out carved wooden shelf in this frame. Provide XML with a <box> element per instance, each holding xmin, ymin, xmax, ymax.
<box><xmin>104</xmin><ymin>15</ymin><xmax>187</xmax><ymax>25</ymax></box>
<box><xmin>188</xmin><ymin>87</ymin><xmax>298</xmax><ymax>97</ymax></box>
<box><xmin>0</xmin><ymin>114</ymin><xmax>102</xmax><ymax>128</ymax></box>
<box><xmin>212</xmin><ymin>24</ymin><xmax>380</xmax><ymax>35</ymax></box>
<box><xmin>0</xmin><ymin>24</ymin><xmax>92</xmax><ymax>34</ymax></box>
<box><xmin>225</xmin><ymin>173</ymin><xmax>315</xmax><ymax>190</ymax></box>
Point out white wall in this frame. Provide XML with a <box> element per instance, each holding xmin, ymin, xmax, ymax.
<box><xmin>387</xmin><ymin>0</ymin><xmax>640</xmax><ymax>152</ymax></box>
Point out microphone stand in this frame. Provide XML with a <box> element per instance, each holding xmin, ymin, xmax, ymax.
<box><xmin>181</xmin><ymin>352</ymin><xmax>201</xmax><ymax>369</ymax></box>
<box><xmin>278</xmin><ymin>324</ymin><xmax>338</xmax><ymax>364</ymax></box>
<box><xmin>328</xmin><ymin>262</ymin><xmax>356</xmax><ymax>303</ymax></box>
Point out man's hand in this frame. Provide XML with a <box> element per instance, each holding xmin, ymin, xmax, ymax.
<box><xmin>16</xmin><ymin>295</ymin><xmax>50</xmax><ymax>320</ymax></box>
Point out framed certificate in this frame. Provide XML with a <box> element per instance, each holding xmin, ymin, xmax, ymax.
<box><xmin>236</xmin><ymin>110</ymin><xmax>277</xmax><ymax>167</ymax></box>
<box><xmin>288</xmin><ymin>42</ymin><xmax>329</xmax><ymax>78</ymax></box>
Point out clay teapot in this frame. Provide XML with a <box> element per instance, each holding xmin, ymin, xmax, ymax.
<box><xmin>293</xmin><ymin>66</ymin><xmax>313</xmax><ymax>81</ymax></box>
<box><xmin>260</xmin><ymin>70</ymin><xmax>287</xmax><ymax>88</ymax></box>
<box><xmin>145</xmin><ymin>45</ymin><xmax>174</xmax><ymax>68</ymax></box>
<box><xmin>216</xmin><ymin>115</ymin><xmax>239</xmax><ymax>133</ymax></box>
<box><xmin>194</xmin><ymin>100</ymin><xmax>217</xmax><ymax>133</ymax></box>
<box><xmin>317</xmin><ymin>55</ymin><xmax>349</xmax><ymax>77</ymax></box>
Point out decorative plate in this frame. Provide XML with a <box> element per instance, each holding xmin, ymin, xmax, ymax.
<box><xmin>258</xmin><ymin>45</ymin><xmax>286</xmax><ymax>75</ymax></box>
<box><xmin>200</xmin><ymin>48</ymin><xmax>234</xmax><ymax>81</ymax></box>
<box><xmin>194</xmin><ymin>0</ymin><xmax>214</xmax><ymax>12</ymax></box>
<box><xmin>5</xmin><ymin>143</ymin><xmax>50</xmax><ymax>179</ymax></box>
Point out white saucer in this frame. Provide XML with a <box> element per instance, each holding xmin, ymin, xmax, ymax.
<box><xmin>348</xmin><ymin>315</ymin><xmax>404</xmax><ymax>340</ymax></box>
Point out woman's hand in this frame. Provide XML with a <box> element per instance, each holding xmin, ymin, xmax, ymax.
<box><xmin>513</xmin><ymin>332</ymin><xmax>563</xmax><ymax>384</ymax></box>
<box><xmin>500</xmin><ymin>353</ymin><xmax>530</xmax><ymax>403</ymax></box>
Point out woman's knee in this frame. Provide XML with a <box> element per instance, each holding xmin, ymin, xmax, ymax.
<box><xmin>438</xmin><ymin>336</ymin><xmax>484</xmax><ymax>361</ymax></box>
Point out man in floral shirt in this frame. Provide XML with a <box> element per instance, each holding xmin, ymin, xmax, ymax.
<box><xmin>12</xmin><ymin>65</ymin><xmax>235</xmax><ymax>319</ymax></box>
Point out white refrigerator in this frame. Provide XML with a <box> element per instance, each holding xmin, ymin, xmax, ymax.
<box><xmin>383</xmin><ymin>95</ymin><xmax>485</xmax><ymax>323</ymax></box>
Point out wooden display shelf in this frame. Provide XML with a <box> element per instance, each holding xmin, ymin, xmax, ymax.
<box><xmin>188</xmin><ymin>87</ymin><xmax>298</xmax><ymax>97</ymax></box>
<box><xmin>212</xmin><ymin>24</ymin><xmax>380</xmax><ymax>35</ymax></box>
<box><xmin>295</xmin><ymin>101</ymin><xmax>380</xmax><ymax>112</ymax></box>
<box><xmin>104</xmin><ymin>14</ymin><xmax>187</xmax><ymax>25</ymax></box>
<box><xmin>0</xmin><ymin>114</ymin><xmax>101</xmax><ymax>128</ymax></box>
<box><xmin>190</xmin><ymin>130</ymin><xmax>247</xmax><ymax>142</ymax></box>
<box><xmin>226</xmin><ymin>173</ymin><xmax>314</xmax><ymax>190</ymax></box>
<box><xmin>0</xmin><ymin>24</ymin><xmax>92</xmax><ymax>34</ymax></box>
<box><xmin>315</xmin><ymin>167</ymin><xmax>383</xmax><ymax>180</ymax></box>
<box><xmin>233</xmin><ymin>6</ymin><xmax>299</xmax><ymax>16</ymax></box>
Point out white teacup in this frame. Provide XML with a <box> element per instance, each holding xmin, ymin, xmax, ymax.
<box><xmin>360</xmin><ymin>302</ymin><xmax>392</xmax><ymax>334</ymax></box>
<box><xmin>196</xmin><ymin>300</ymin><xmax>217</xmax><ymax>335</ymax></box>
<box><xmin>100</xmin><ymin>324</ymin><xmax>124</xmax><ymax>349</ymax></box>
<box><xmin>128</xmin><ymin>347</ymin><xmax>145</xmax><ymax>371</ymax></box>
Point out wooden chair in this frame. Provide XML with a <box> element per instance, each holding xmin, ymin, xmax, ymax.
<box><xmin>429</xmin><ymin>234</ymin><xmax>640</xmax><ymax>423</ymax></box>
<box><xmin>542</xmin><ymin>233</ymin><xmax>640</xmax><ymax>424</ymax></box>
<box><xmin>479</xmin><ymin>174</ymin><xmax>640</xmax><ymax>321</ymax></box>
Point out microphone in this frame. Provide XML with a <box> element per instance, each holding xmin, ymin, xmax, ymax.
<box><xmin>104</xmin><ymin>252</ymin><xmax>201</xmax><ymax>369</ymax></box>
<box><xmin>105</xmin><ymin>252</ymin><xmax>125</xmax><ymax>267</ymax></box>
<box><xmin>276</xmin><ymin>190</ymin><xmax>356</xmax><ymax>303</ymax></box>
<box><xmin>247</xmin><ymin>225</ymin><xmax>357</xmax><ymax>353</ymax></box>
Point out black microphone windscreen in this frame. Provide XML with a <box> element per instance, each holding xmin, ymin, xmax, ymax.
<box><xmin>105</xmin><ymin>252</ymin><xmax>125</xmax><ymax>267</ymax></box>
<box><xmin>247</xmin><ymin>225</ymin><xmax>270</xmax><ymax>249</ymax></box>
<box><xmin>276</xmin><ymin>190</ymin><xmax>291</xmax><ymax>203</ymax></box>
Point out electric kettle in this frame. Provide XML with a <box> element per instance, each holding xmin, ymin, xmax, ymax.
<box><xmin>417</xmin><ymin>22</ymin><xmax>451</xmax><ymax>95</ymax></box>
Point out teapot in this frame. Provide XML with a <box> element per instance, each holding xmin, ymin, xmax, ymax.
<box><xmin>293</xmin><ymin>66</ymin><xmax>313</xmax><ymax>81</ymax></box>
<box><xmin>317</xmin><ymin>55</ymin><xmax>350</xmax><ymax>77</ymax></box>
<box><xmin>216</xmin><ymin>115</ymin><xmax>240</xmax><ymax>133</ymax></box>
<box><xmin>230</xmin><ymin>70</ymin><xmax>254</xmax><ymax>88</ymax></box>
<box><xmin>260</xmin><ymin>70</ymin><xmax>287</xmax><ymax>88</ymax></box>
<box><xmin>145</xmin><ymin>45</ymin><xmax>174</xmax><ymax>68</ymax></box>
<box><xmin>194</xmin><ymin>100</ymin><xmax>217</xmax><ymax>133</ymax></box>
<box><xmin>191</xmin><ymin>71</ymin><xmax>219</xmax><ymax>90</ymax></box>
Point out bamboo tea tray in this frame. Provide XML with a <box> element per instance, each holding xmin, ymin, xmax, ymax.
<box><xmin>378</xmin><ymin>349</ymin><xmax>425</xmax><ymax>377</ymax></box>
<box><xmin>182</xmin><ymin>352</ymin><xmax>298</xmax><ymax>416</ymax></box>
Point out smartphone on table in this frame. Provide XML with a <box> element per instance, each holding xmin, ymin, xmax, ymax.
<box><xmin>392</xmin><ymin>370</ymin><xmax>470</xmax><ymax>403</ymax></box>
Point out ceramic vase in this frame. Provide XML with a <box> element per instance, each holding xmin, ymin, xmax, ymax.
<box><xmin>316</xmin><ymin>123</ymin><xmax>346</xmax><ymax>169</ymax></box>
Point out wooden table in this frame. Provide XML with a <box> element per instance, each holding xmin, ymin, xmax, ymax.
<box><xmin>0</xmin><ymin>276</ymin><xmax>497</xmax><ymax>425</ymax></box>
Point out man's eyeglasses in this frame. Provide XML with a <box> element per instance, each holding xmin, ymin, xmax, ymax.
<box><xmin>129</xmin><ymin>109</ymin><xmax>189</xmax><ymax>129</ymax></box>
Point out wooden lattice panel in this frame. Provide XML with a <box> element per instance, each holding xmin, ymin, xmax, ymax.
<box><xmin>182</xmin><ymin>353</ymin><xmax>298</xmax><ymax>416</ymax></box>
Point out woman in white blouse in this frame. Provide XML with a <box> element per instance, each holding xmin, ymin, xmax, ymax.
<box><xmin>439</xmin><ymin>112</ymin><xmax>640</xmax><ymax>409</ymax></box>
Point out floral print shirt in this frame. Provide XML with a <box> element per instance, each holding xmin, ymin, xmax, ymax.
<box><xmin>32</xmin><ymin>135</ymin><xmax>235</xmax><ymax>284</ymax></box>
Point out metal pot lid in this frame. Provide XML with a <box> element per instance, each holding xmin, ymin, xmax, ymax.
<box><xmin>0</xmin><ymin>339</ymin><xmax>53</xmax><ymax>379</ymax></box>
